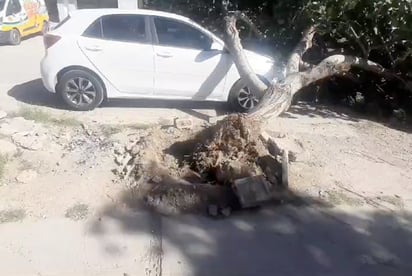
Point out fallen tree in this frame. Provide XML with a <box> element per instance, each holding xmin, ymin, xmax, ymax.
<box><xmin>117</xmin><ymin>2</ymin><xmax>412</xmax><ymax>214</ymax></box>
<box><xmin>188</xmin><ymin>11</ymin><xmax>410</xmax><ymax>187</ymax></box>
<box><xmin>224</xmin><ymin>12</ymin><xmax>411</xmax><ymax>121</ymax></box>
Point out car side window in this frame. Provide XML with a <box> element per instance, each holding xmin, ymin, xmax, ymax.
<box><xmin>83</xmin><ymin>15</ymin><xmax>147</xmax><ymax>43</ymax></box>
<box><xmin>83</xmin><ymin>18</ymin><xmax>103</xmax><ymax>39</ymax></box>
<box><xmin>154</xmin><ymin>17</ymin><xmax>212</xmax><ymax>50</ymax></box>
<box><xmin>6</xmin><ymin>0</ymin><xmax>22</xmax><ymax>16</ymax></box>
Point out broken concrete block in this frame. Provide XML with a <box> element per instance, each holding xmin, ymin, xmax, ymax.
<box><xmin>220</xmin><ymin>207</ymin><xmax>232</xmax><ymax>217</ymax></box>
<box><xmin>174</xmin><ymin>118</ymin><xmax>193</xmax><ymax>130</ymax></box>
<box><xmin>115</xmin><ymin>155</ymin><xmax>124</xmax><ymax>166</ymax></box>
<box><xmin>159</xmin><ymin>117</ymin><xmax>175</xmax><ymax>127</ymax></box>
<box><xmin>233</xmin><ymin>175</ymin><xmax>274</xmax><ymax>208</ymax></box>
<box><xmin>207</xmin><ymin>204</ymin><xmax>218</xmax><ymax>217</ymax></box>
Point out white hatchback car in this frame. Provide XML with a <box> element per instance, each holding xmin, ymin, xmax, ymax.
<box><xmin>41</xmin><ymin>9</ymin><xmax>275</xmax><ymax>111</ymax></box>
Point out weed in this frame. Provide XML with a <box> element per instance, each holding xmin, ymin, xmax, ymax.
<box><xmin>19</xmin><ymin>159</ymin><xmax>34</xmax><ymax>171</ymax></box>
<box><xmin>100</xmin><ymin>123</ymin><xmax>151</xmax><ymax>137</ymax></box>
<box><xmin>0</xmin><ymin>154</ymin><xmax>6</xmax><ymax>182</ymax></box>
<box><xmin>11</xmin><ymin>107</ymin><xmax>80</xmax><ymax>127</ymax></box>
<box><xmin>0</xmin><ymin>209</ymin><xmax>26</xmax><ymax>223</ymax></box>
<box><xmin>65</xmin><ymin>204</ymin><xmax>89</xmax><ymax>221</ymax></box>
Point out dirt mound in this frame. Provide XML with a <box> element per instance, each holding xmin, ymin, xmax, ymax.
<box><xmin>113</xmin><ymin>114</ymin><xmax>285</xmax><ymax>215</ymax></box>
<box><xmin>191</xmin><ymin>114</ymin><xmax>270</xmax><ymax>184</ymax></box>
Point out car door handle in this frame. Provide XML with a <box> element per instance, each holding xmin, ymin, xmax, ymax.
<box><xmin>85</xmin><ymin>45</ymin><xmax>103</xmax><ymax>52</ymax></box>
<box><xmin>156</xmin><ymin>52</ymin><xmax>173</xmax><ymax>58</ymax></box>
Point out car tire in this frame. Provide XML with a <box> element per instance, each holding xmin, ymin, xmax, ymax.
<box><xmin>228</xmin><ymin>79</ymin><xmax>266</xmax><ymax>113</ymax></box>
<box><xmin>9</xmin><ymin>29</ymin><xmax>21</xmax><ymax>45</ymax></box>
<box><xmin>57</xmin><ymin>70</ymin><xmax>105</xmax><ymax>111</ymax></box>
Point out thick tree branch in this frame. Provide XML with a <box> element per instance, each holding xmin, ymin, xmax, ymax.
<box><xmin>229</xmin><ymin>11</ymin><xmax>264</xmax><ymax>39</ymax></box>
<box><xmin>286</xmin><ymin>26</ymin><xmax>316</xmax><ymax>75</ymax></box>
<box><xmin>224</xmin><ymin>12</ymin><xmax>268</xmax><ymax>94</ymax></box>
<box><xmin>248</xmin><ymin>55</ymin><xmax>394</xmax><ymax>120</ymax></box>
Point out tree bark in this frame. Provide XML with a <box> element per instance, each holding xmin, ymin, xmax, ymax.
<box><xmin>224</xmin><ymin>12</ymin><xmax>268</xmax><ymax>94</ymax></box>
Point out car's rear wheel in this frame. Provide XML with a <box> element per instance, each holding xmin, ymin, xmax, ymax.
<box><xmin>9</xmin><ymin>29</ymin><xmax>21</xmax><ymax>45</ymax></box>
<box><xmin>228</xmin><ymin>79</ymin><xmax>266</xmax><ymax>113</ymax></box>
<box><xmin>57</xmin><ymin>70</ymin><xmax>105</xmax><ymax>111</ymax></box>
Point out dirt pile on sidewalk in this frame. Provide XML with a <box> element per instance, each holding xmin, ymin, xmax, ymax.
<box><xmin>113</xmin><ymin>114</ymin><xmax>286</xmax><ymax>215</ymax></box>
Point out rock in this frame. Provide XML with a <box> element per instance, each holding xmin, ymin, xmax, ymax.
<box><xmin>208</xmin><ymin>115</ymin><xmax>227</xmax><ymax>124</ymax></box>
<box><xmin>318</xmin><ymin>190</ymin><xmax>325</xmax><ymax>198</ymax></box>
<box><xmin>221</xmin><ymin>207</ymin><xmax>232</xmax><ymax>217</ymax></box>
<box><xmin>0</xmin><ymin>110</ymin><xmax>7</xmax><ymax>120</ymax></box>
<box><xmin>151</xmin><ymin>175</ymin><xmax>162</xmax><ymax>184</ymax></box>
<box><xmin>12</xmin><ymin>132</ymin><xmax>44</xmax><ymax>151</ymax></box>
<box><xmin>233</xmin><ymin>175</ymin><xmax>274</xmax><ymax>208</ymax></box>
<box><xmin>282</xmin><ymin>150</ymin><xmax>289</xmax><ymax>188</ymax></box>
<box><xmin>16</xmin><ymin>170</ymin><xmax>38</xmax><ymax>183</ymax></box>
<box><xmin>288</xmin><ymin>151</ymin><xmax>297</xmax><ymax>162</ymax></box>
<box><xmin>181</xmin><ymin>168</ymin><xmax>203</xmax><ymax>183</ymax></box>
<box><xmin>81</xmin><ymin>123</ymin><xmax>92</xmax><ymax>136</ymax></box>
<box><xmin>125</xmin><ymin>143</ymin><xmax>134</xmax><ymax>152</ymax></box>
<box><xmin>115</xmin><ymin>155</ymin><xmax>125</xmax><ymax>166</ymax></box>
<box><xmin>131</xmin><ymin>145</ymin><xmax>140</xmax><ymax>155</ymax></box>
<box><xmin>0</xmin><ymin>117</ymin><xmax>38</xmax><ymax>136</ymax></box>
<box><xmin>208</xmin><ymin>205</ymin><xmax>218</xmax><ymax>217</ymax></box>
<box><xmin>0</xmin><ymin>139</ymin><xmax>17</xmax><ymax>156</ymax></box>
<box><xmin>174</xmin><ymin>118</ymin><xmax>193</xmax><ymax>130</ymax></box>
<box><xmin>159</xmin><ymin>117</ymin><xmax>175</xmax><ymax>127</ymax></box>
<box><xmin>165</xmin><ymin>127</ymin><xmax>176</xmax><ymax>135</ymax></box>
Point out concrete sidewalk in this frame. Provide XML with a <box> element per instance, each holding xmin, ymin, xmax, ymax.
<box><xmin>1</xmin><ymin>206</ymin><xmax>411</xmax><ymax>276</ymax></box>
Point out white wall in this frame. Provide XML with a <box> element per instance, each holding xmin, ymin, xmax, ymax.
<box><xmin>118</xmin><ymin>0</ymin><xmax>139</xmax><ymax>9</ymax></box>
<box><xmin>57</xmin><ymin>0</ymin><xmax>77</xmax><ymax>21</ymax></box>
<box><xmin>56</xmin><ymin>0</ymin><xmax>140</xmax><ymax>21</ymax></box>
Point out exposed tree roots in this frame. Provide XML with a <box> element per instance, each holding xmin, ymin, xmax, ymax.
<box><xmin>191</xmin><ymin>114</ymin><xmax>275</xmax><ymax>185</ymax></box>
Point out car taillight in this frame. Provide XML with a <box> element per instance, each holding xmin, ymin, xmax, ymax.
<box><xmin>43</xmin><ymin>34</ymin><xmax>61</xmax><ymax>49</ymax></box>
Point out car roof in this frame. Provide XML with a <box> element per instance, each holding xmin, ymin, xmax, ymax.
<box><xmin>70</xmin><ymin>8</ymin><xmax>193</xmax><ymax>24</ymax></box>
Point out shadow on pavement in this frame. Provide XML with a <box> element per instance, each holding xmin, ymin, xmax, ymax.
<box><xmin>90</xmin><ymin>188</ymin><xmax>412</xmax><ymax>276</ymax></box>
<box><xmin>284</xmin><ymin>102</ymin><xmax>412</xmax><ymax>133</ymax></box>
<box><xmin>284</xmin><ymin>103</ymin><xmax>361</xmax><ymax>122</ymax></box>
<box><xmin>7</xmin><ymin>79</ymin><xmax>229</xmax><ymax>120</ymax></box>
<box><xmin>7</xmin><ymin>79</ymin><xmax>67</xmax><ymax>109</ymax></box>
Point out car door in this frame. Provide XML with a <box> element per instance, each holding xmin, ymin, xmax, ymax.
<box><xmin>152</xmin><ymin>16</ymin><xmax>231</xmax><ymax>100</ymax></box>
<box><xmin>77</xmin><ymin>14</ymin><xmax>155</xmax><ymax>95</ymax></box>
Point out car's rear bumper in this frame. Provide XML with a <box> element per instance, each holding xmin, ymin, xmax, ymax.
<box><xmin>0</xmin><ymin>30</ymin><xmax>10</xmax><ymax>44</ymax></box>
<box><xmin>40</xmin><ymin>57</ymin><xmax>57</xmax><ymax>93</ymax></box>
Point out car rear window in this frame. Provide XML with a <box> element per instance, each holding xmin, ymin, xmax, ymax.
<box><xmin>83</xmin><ymin>17</ymin><xmax>103</xmax><ymax>38</ymax></box>
<box><xmin>83</xmin><ymin>14</ymin><xmax>147</xmax><ymax>43</ymax></box>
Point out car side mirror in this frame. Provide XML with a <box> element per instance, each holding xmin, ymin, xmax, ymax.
<box><xmin>208</xmin><ymin>41</ymin><xmax>224</xmax><ymax>51</ymax></box>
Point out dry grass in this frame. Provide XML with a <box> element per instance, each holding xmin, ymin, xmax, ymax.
<box><xmin>0</xmin><ymin>154</ymin><xmax>6</xmax><ymax>183</ymax></box>
<box><xmin>11</xmin><ymin>107</ymin><xmax>80</xmax><ymax>127</ymax></box>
